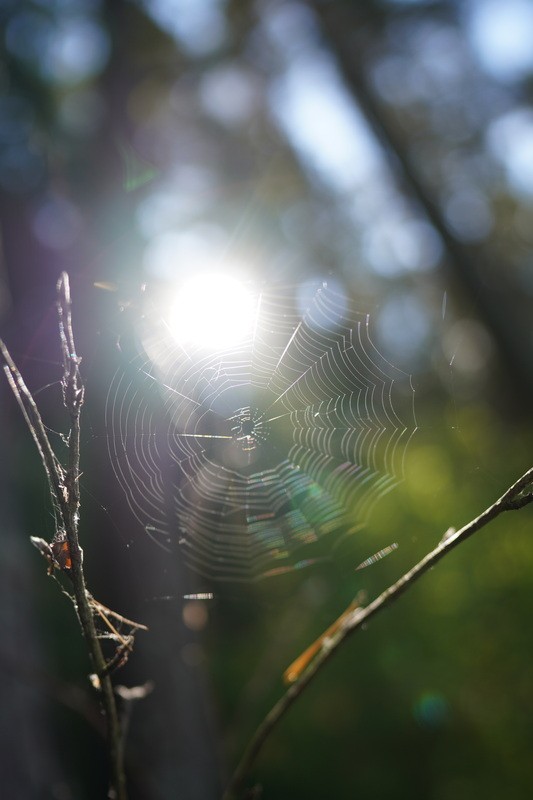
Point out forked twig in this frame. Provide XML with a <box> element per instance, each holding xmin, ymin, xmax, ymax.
<box><xmin>223</xmin><ymin>466</ymin><xmax>533</xmax><ymax>799</ymax></box>
<box><xmin>1</xmin><ymin>273</ymin><xmax>137</xmax><ymax>800</ymax></box>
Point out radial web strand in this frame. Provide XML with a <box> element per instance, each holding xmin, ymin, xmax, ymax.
<box><xmin>105</xmin><ymin>282</ymin><xmax>417</xmax><ymax>581</ymax></box>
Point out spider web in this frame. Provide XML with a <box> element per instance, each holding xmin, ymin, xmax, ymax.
<box><xmin>105</xmin><ymin>282</ymin><xmax>416</xmax><ymax>582</ymax></box>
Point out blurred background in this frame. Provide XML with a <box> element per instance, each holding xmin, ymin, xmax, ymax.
<box><xmin>0</xmin><ymin>1</ymin><xmax>532</xmax><ymax>798</ymax></box>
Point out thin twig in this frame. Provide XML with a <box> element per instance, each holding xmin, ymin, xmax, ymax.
<box><xmin>223</xmin><ymin>466</ymin><xmax>533</xmax><ymax>799</ymax></box>
<box><xmin>0</xmin><ymin>274</ymin><xmax>128</xmax><ymax>800</ymax></box>
<box><xmin>0</xmin><ymin>340</ymin><xmax>68</xmax><ymax>523</ymax></box>
<box><xmin>56</xmin><ymin>273</ymin><xmax>127</xmax><ymax>800</ymax></box>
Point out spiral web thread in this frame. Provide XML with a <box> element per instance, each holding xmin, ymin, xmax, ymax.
<box><xmin>105</xmin><ymin>283</ymin><xmax>417</xmax><ymax>582</ymax></box>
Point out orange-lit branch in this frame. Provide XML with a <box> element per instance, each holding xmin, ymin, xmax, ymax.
<box><xmin>283</xmin><ymin>595</ymin><xmax>364</xmax><ymax>685</ymax></box>
<box><xmin>224</xmin><ymin>465</ymin><xmax>533</xmax><ymax>800</ymax></box>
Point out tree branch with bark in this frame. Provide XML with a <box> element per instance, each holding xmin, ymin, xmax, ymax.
<box><xmin>224</xmin><ymin>465</ymin><xmax>533</xmax><ymax>799</ymax></box>
<box><xmin>0</xmin><ymin>273</ymin><xmax>146</xmax><ymax>800</ymax></box>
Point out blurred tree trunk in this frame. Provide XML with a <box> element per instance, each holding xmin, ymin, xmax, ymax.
<box><xmin>0</xmin><ymin>1</ymin><xmax>223</xmax><ymax>796</ymax></box>
<box><xmin>310</xmin><ymin>0</ymin><xmax>533</xmax><ymax>409</ymax></box>
<box><xmin>76</xmin><ymin>3</ymin><xmax>223</xmax><ymax>797</ymax></box>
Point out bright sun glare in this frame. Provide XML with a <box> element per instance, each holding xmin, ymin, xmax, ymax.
<box><xmin>169</xmin><ymin>272</ymin><xmax>255</xmax><ymax>349</ymax></box>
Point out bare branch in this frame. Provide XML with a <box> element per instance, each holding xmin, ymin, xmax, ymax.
<box><xmin>1</xmin><ymin>275</ymin><xmax>130</xmax><ymax>800</ymax></box>
<box><xmin>54</xmin><ymin>273</ymin><xmax>127</xmax><ymax>800</ymax></box>
<box><xmin>223</xmin><ymin>466</ymin><xmax>533</xmax><ymax>799</ymax></box>
<box><xmin>0</xmin><ymin>339</ymin><xmax>68</xmax><ymax>524</ymax></box>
